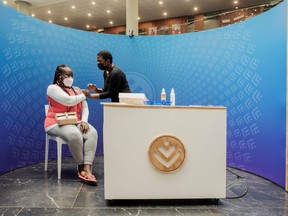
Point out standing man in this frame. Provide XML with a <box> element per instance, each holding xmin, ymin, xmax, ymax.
<box><xmin>85</xmin><ymin>50</ymin><xmax>131</xmax><ymax>102</ymax></box>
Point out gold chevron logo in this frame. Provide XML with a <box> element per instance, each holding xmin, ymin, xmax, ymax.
<box><xmin>148</xmin><ymin>135</ymin><xmax>186</xmax><ymax>172</ymax></box>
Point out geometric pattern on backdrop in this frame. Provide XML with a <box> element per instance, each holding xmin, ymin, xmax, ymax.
<box><xmin>126</xmin><ymin>71</ymin><xmax>157</xmax><ymax>101</ymax></box>
<box><xmin>0</xmin><ymin>1</ymin><xmax>286</xmax><ymax>187</ymax></box>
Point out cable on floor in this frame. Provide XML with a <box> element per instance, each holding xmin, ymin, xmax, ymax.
<box><xmin>225</xmin><ymin>167</ymin><xmax>249</xmax><ymax>199</ymax></box>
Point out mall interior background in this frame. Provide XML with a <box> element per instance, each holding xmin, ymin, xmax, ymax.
<box><xmin>0</xmin><ymin>1</ymin><xmax>286</xmax><ymax>188</ymax></box>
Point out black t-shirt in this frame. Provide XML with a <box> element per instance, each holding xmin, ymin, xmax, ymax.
<box><xmin>99</xmin><ymin>65</ymin><xmax>131</xmax><ymax>102</ymax></box>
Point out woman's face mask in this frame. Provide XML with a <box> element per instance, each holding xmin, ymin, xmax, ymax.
<box><xmin>63</xmin><ymin>77</ymin><xmax>74</xmax><ymax>87</ymax></box>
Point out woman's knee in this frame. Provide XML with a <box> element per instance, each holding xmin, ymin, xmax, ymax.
<box><xmin>87</xmin><ymin>126</ymin><xmax>98</xmax><ymax>141</ymax></box>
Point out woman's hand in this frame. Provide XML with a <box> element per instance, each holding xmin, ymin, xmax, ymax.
<box><xmin>87</xmin><ymin>83</ymin><xmax>97</xmax><ymax>92</ymax></box>
<box><xmin>80</xmin><ymin>121</ymin><xmax>89</xmax><ymax>134</ymax></box>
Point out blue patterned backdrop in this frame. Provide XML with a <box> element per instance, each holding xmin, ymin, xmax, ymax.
<box><xmin>0</xmin><ymin>1</ymin><xmax>286</xmax><ymax>186</ymax></box>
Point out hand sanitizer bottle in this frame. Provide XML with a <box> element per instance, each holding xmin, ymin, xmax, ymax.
<box><xmin>170</xmin><ymin>88</ymin><xmax>175</xmax><ymax>106</ymax></box>
<box><xmin>161</xmin><ymin>88</ymin><xmax>166</xmax><ymax>102</ymax></box>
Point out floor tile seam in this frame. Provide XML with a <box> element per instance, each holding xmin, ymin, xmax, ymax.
<box><xmin>219</xmin><ymin>199</ymin><xmax>250</xmax><ymax>208</ymax></box>
<box><xmin>215</xmin><ymin>204</ymin><xmax>288</xmax><ymax>209</ymax></box>
<box><xmin>0</xmin><ymin>206</ymin><xmax>115</xmax><ymax>210</ymax></box>
<box><xmin>245</xmin><ymin>207</ymin><xmax>288</xmax><ymax>209</ymax></box>
<box><xmin>0</xmin><ymin>206</ymin><xmax>200</xmax><ymax>210</ymax></box>
<box><xmin>0</xmin><ymin>206</ymin><xmax>24</xmax><ymax>215</ymax></box>
<box><xmin>15</xmin><ymin>207</ymin><xmax>24</xmax><ymax>215</ymax></box>
<box><xmin>0</xmin><ymin>178</ymin><xmax>44</xmax><ymax>183</ymax></box>
<box><xmin>0</xmin><ymin>206</ymin><xmax>27</xmax><ymax>208</ymax></box>
<box><xmin>0</xmin><ymin>178</ymin><xmax>105</xmax><ymax>184</ymax></box>
<box><xmin>0</xmin><ymin>177</ymin><xmax>84</xmax><ymax>182</ymax></box>
<box><xmin>251</xmin><ymin>187</ymin><xmax>284</xmax><ymax>197</ymax></box>
<box><xmin>1</xmin><ymin>206</ymin><xmax>215</xmax><ymax>210</ymax></box>
<box><xmin>102</xmin><ymin>206</ymin><xmax>215</xmax><ymax>210</ymax></box>
<box><xmin>71</xmin><ymin>182</ymin><xmax>84</xmax><ymax>208</ymax></box>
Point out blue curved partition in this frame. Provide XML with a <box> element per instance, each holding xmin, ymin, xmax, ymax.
<box><xmin>0</xmin><ymin>1</ymin><xmax>286</xmax><ymax>187</ymax></box>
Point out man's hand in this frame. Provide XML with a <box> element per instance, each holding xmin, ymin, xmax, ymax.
<box><xmin>87</xmin><ymin>83</ymin><xmax>97</xmax><ymax>92</ymax></box>
<box><xmin>82</xmin><ymin>89</ymin><xmax>90</xmax><ymax>97</ymax></box>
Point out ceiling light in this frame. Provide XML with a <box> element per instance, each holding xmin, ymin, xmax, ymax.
<box><xmin>159</xmin><ymin>1</ymin><xmax>163</xmax><ymax>5</ymax></box>
<box><xmin>71</xmin><ymin>5</ymin><xmax>75</xmax><ymax>9</ymax></box>
<box><xmin>48</xmin><ymin>10</ymin><xmax>51</xmax><ymax>14</ymax></box>
<box><xmin>138</xmin><ymin>17</ymin><xmax>140</xmax><ymax>20</ymax></box>
<box><xmin>163</xmin><ymin>12</ymin><xmax>167</xmax><ymax>16</ymax></box>
<box><xmin>194</xmin><ymin>7</ymin><xmax>198</xmax><ymax>11</ymax></box>
<box><xmin>92</xmin><ymin>2</ymin><xmax>95</xmax><ymax>5</ymax></box>
<box><xmin>64</xmin><ymin>17</ymin><xmax>68</xmax><ymax>21</ymax></box>
<box><xmin>31</xmin><ymin>13</ymin><xmax>35</xmax><ymax>17</ymax></box>
<box><xmin>109</xmin><ymin>21</ymin><xmax>113</xmax><ymax>25</ymax></box>
<box><xmin>234</xmin><ymin>1</ymin><xmax>238</xmax><ymax>4</ymax></box>
<box><xmin>88</xmin><ymin>13</ymin><xmax>91</xmax><ymax>16</ymax></box>
<box><xmin>86</xmin><ymin>25</ymin><xmax>90</xmax><ymax>28</ymax></box>
<box><xmin>107</xmin><ymin>10</ymin><xmax>111</xmax><ymax>13</ymax></box>
<box><xmin>3</xmin><ymin>1</ymin><xmax>7</xmax><ymax>4</ymax></box>
<box><xmin>49</xmin><ymin>20</ymin><xmax>52</xmax><ymax>23</ymax></box>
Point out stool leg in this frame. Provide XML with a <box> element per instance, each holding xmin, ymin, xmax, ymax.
<box><xmin>44</xmin><ymin>135</ymin><xmax>49</xmax><ymax>171</ymax></box>
<box><xmin>57</xmin><ymin>141</ymin><xmax>62</xmax><ymax>180</ymax></box>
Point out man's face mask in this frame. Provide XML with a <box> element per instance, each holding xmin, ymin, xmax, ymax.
<box><xmin>97</xmin><ymin>63</ymin><xmax>107</xmax><ymax>70</ymax></box>
<box><xmin>97</xmin><ymin>58</ymin><xmax>108</xmax><ymax>70</ymax></box>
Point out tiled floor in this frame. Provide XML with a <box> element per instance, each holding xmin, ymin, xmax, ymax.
<box><xmin>0</xmin><ymin>156</ymin><xmax>287</xmax><ymax>216</ymax></box>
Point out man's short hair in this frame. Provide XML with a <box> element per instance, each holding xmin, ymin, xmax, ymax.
<box><xmin>97</xmin><ymin>50</ymin><xmax>113</xmax><ymax>63</ymax></box>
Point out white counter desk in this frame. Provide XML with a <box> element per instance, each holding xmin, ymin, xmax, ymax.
<box><xmin>103</xmin><ymin>103</ymin><xmax>227</xmax><ymax>200</ymax></box>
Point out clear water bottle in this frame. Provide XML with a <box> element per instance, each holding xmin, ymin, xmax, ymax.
<box><xmin>170</xmin><ymin>88</ymin><xmax>175</xmax><ymax>106</ymax></box>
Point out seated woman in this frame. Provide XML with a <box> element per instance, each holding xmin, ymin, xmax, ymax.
<box><xmin>44</xmin><ymin>64</ymin><xmax>98</xmax><ymax>185</ymax></box>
